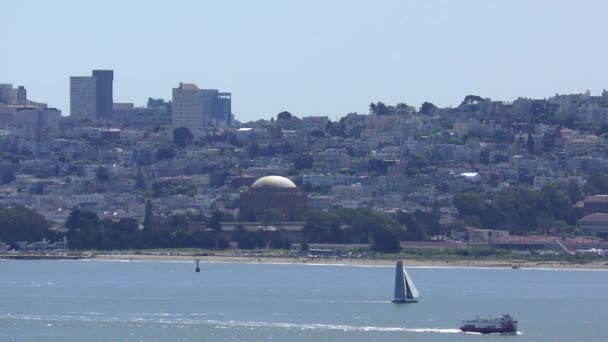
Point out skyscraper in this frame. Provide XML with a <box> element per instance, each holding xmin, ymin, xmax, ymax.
<box><xmin>70</xmin><ymin>70</ymin><xmax>113</xmax><ymax>120</ymax></box>
<box><xmin>70</xmin><ymin>77</ymin><xmax>97</xmax><ymax>119</ymax></box>
<box><xmin>200</xmin><ymin>89</ymin><xmax>232</xmax><ymax>127</ymax></box>
<box><xmin>172</xmin><ymin>82</ymin><xmax>233</xmax><ymax>131</ymax></box>
<box><xmin>172</xmin><ymin>82</ymin><xmax>204</xmax><ymax>131</ymax></box>
<box><xmin>92</xmin><ymin>70</ymin><xmax>113</xmax><ymax>119</ymax></box>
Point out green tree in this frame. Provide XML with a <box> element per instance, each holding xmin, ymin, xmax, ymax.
<box><xmin>395</xmin><ymin>103</ymin><xmax>415</xmax><ymax>115</ymax></box>
<box><xmin>302</xmin><ymin>210</ymin><xmax>340</xmax><ymax>243</ymax></box>
<box><xmin>155</xmin><ymin>146</ymin><xmax>176</xmax><ymax>161</ymax></box>
<box><xmin>494</xmin><ymin>187</ymin><xmax>542</xmax><ymax>234</ymax></box>
<box><xmin>586</xmin><ymin>173</ymin><xmax>608</xmax><ymax>194</ymax></box>
<box><xmin>461</xmin><ymin>95</ymin><xmax>485</xmax><ymax>105</ymax></box>
<box><xmin>395</xmin><ymin>211</ymin><xmax>427</xmax><ymax>241</ymax></box>
<box><xmin>369</xmin><ymin>102</ymin><xmax>390</xmax><ymax>115</ymax></box>
<box><xmin>173</xmin><ymin>127</ymin><xmax>193</xmax><ymax>148</ymax></box>
<box><xmin>65</xmin><ymin>209</ymin><xmax>103</xmax><ymax>249</ymax></box>
<box><xmin>526</xmin><ymin>132</ymin><xmax>535</xmax><ymax>154</ymax></box>
<box><xmin>567</xmin><ymin>180</ymin><xmax>584</xmax><ymax>203</ymax></box>
<box><xmin>261</xmin><ymin>209</ymin><xmax>285</xmax><ymax>230</ymax></box>
<box><xmin>419</xmin><ymin>101</ymin><xmax>438</xmax><ymax>115</ymax></box>
<box><xmin>143</xmin><ymin>200</ymin><xmax>153</xmax><ymax>231</ymax></box>
<box><xmin>0</xmin><ymin>170</ymin><xmax>15</xmax><ymax>184</ymax></box>
<box><xmin>209</xmin><ymin>210</ymin><xmax>224</xmax><ymax>231</ymax></box>
<box><xmin>540</xmin><ymin>184</ymin><xmax>574</xmax><ymax>224</ymax></box>
<box><xmin>0</xmin><ymin>206</ymin><xmax>55</xmax><ymax>245</ymax></box>
<box><xmin>454</xmin><ymin>192</ymin><xmax>486</xmax><ymax>219</ymax></box>
<box><xmin>135</xmin><ymin>168</ymin><xmax>146</xmax><ymax>191</ymax></box>
<box><xmin>276</xmin><ymin>111</ymin><xmax>293</xmax><ymax>120</ymax></box>
<box><xmin>372</xmin><ymin>228</ymin><xmax>401</xmax><ymax>253</ymax></box>
<box><xmin>95</xmin><ymin>166</ymin><xmax>110</xmax><ymax>181</ymax></box>
<box><xmin>248</xmin><ymin>141</ymin><xmax>261</xmax><ymax>158</ymax></box>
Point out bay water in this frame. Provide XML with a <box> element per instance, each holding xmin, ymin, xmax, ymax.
<box><xmin>1</xmin><ymin>260</ymin><xmax>607</xmax><ymax>341</ymax></box>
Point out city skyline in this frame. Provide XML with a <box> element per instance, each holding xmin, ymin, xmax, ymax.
<box><xmin>3</xmin><ymin>0</ymin><xmax>608</xmax><ymax>122</ymax></box>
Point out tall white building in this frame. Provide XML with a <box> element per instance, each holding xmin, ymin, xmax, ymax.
<box><xmin>70</xmin><ymin>76</ymin><xmax>97</xmax><ymax>119</ymax></box>
<box><xmin>172</xmin><ymin>82</ymin><xmax>206</xmax><ymax>131</ymax></box>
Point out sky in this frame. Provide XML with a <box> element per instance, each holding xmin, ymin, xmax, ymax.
<box><xmin>2</xmin><ymin>0</ymin><xmax>608</xmax><ymax>122</ymax></box>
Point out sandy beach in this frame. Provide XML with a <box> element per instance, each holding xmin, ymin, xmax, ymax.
<box><xmin>93</xmin><ymin>253</ymin><xmax>608</xmax><ymax>270</ymax></box>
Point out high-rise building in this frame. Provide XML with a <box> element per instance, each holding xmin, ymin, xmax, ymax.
<box><xmin>0</xmin><ymin>84</ymin><xmax>27</xmax><ymax>105</ymax></box>
<box><xmin>70</xmin><ymin>77</ymin><xmax>97</xmax><ymax>119</ymax></box>
<box><xmin>200</xmin><ymin>89</ymin><xmax>232</xmax><ymax>127</ymax></box>
<box><xmin>172</xmin><ymin>82</ymin><xmax>232</xmax><ymax>131</ymax></box>
<box><xmin>70</xmin><ymin>70</ymin><xmax>113</xmax><ymax>120</ymax></box>
<box><xmin>172</xmin><ymin>82</ymin><xmax>204</xmax><ymax>131</ymax></box>
<box><xmin>92</xmin><ymin>70</ymin><xmax>113</xmax><ymax>119</ymax></box>
<box><xmin>0</xmin><ymin>83</ymin><xmax>60</xmax><ymax>140</ymax></box>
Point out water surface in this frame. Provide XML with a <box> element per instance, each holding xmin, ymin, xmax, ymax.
<box><xmin>1</xmin><ymin>260</ymin><xmax>606</xmax><ymax>341</ymax></box>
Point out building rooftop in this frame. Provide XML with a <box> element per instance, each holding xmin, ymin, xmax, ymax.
<box><xmin>251</xmin><ymin>175</ymin><xmax>296</xmax><ymax>189</ymax></box>
<box><xmin>178</xmin><ymin>82</ymin><xmax>199</xmax><ymax>91</ymax></box>
<box><xmin>584</xmin><ymin>195</ymin><xmax>608</xmax><ymax>203</ymax></box>
<box><xmin>579</xmin><ymin>213</ymin><xmax>608</xmax><ymax>223</ymax></box>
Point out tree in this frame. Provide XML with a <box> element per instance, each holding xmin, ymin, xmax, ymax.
<box><xmin>95</xmin><ymin>166</ymin><xmax>110</xmax><ymax>181</ymax></box>
<box><xmin>567</xmin><ymin>180</ymin><xmax>583</xmax><ymax>204</ymax></box>
<box><xmin>261</xmin><ymin>209</ymin><xmax>285</xmax><ymax>230</ymax></box>
<box><xmin>143</xmin><ymin>200</ymin><xmax>153</xmax><ymax>231</ymax></box>
<box><xmin>135</xmin><ymin>168</ymin><xmax>146</xmax><ymax>191</ymax></box>
<box><xmin>0</xmin><ymin>170</ymin><xmax>15</xmax><ymax>184</ymax></box>
<box><xmin>540</xmin><ymin>184</ymin><xmax>574</xmax><ymax>224</ymax></box>
<box><xmin>302</xmin><ymin>210</ymin><xmax>341</xmax><ymax>243</ymax></box>
<box><xmin>326</xmin><ymin>121</ymin><xmax>346</xmax><ymax>137</ymax></box>
<box><xmin>65</xmin><ymin>209</ymin><xmax>103</xmax><ymax>249</ymax></box>
<box><xmin>276</xmin><ymin>111</ymin><xmax>293</xmax><ymax>120</ymax></box>
<box><xmin>419</xmin><ymin>101</ymin><xmax>438</xmax><ymax>115</ymax></box>
<box><xmin>454</xmin><ymin>192</ymin><xmax>490</xmax><ymax>228</ymax></box>
<box><xmin>173</xmin><ymin>127</ymin><xmax>193</xmax><ymax>148</ymax></box>
<box><xmin>147</xmin><ymin>98</ymin><xmax>172</xmax><ymax>110</ymax></box>
<box><xmin>461</xmin><ymin>95</ymin><xmax>485</xmax><ymax>106</ymax></box>
<box><xmin>294</xmin><ymin>154</ymin><xmax>314</xmax><ymax>170</ymax></box>
<box><xmin>526</xmin><ymin>132</ymin><xmax>535</xmax><ymax>154</ymax></box>
<box><xmin>248</xmin><ymin>141</ymin><xmax>261</xmax><ymax>158</ymax></box>
<box><xmin>156</xmin><ymin>146</ymin><xmax>176</xmax><ymax>161</ymax></box>
<box><xmin>395</xmin><ymin>211</ymin><xmax>428</xmax><ymax>241</ymax></box>
<box><xmin>586</xmin><ymin>173</ymin><xmax>608</xmax><ymax>195</ymax></box>
<box><xmin>0</xmin><ymin>206</ymin><xmax>55</xmax><ymax>245</ymax></box>
<box><xmin>395</xmin><ymin>103</ymin><xmax>415</xmax><ymax>115</ymax></box>
<box><xmin>542</xmin><ymin>132</ymin><xmax>557</xmax><ymax>152</ymax></box>
<box><xmin>369</xmin><ymin>102</ymin><xmax>390</xmax><ymax>115</ymax></box>
<box><xmin>372</xmin><ymin>228</ymin><xmax>401</xmax><ymax>253</ymax></box>
<box><xmin>209</xmin><ymin>210</ymin><xmax>223</xmax><ymax>231</ymax></box>
<box><xmin>368</xmin><ymin>159</ymin><xmax>388</xmax><ymax>175</ymax></box>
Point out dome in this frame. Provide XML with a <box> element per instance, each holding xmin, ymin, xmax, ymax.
<box><xmin>251</xmin><ymin>175</ymin><xmax>296</xmax><ymax>189</ymax></box>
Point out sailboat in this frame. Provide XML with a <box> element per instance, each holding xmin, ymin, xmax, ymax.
<box><xmin>391</xmin><ymin>260</ymin><xmax>420</xmax><ymax>303</ymax></box>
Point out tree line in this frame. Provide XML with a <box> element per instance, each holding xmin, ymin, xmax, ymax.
<box><xmin>0</xmin><ymin>181</ymin><xmax>592</xmax><ymax>254</ymax></box>
<box><xmin>454</xmin><ymin>183</ymin><xmax>581</xmax><ymax>236</ymax></box>
<box><xmin>0</xmin><ymin>206</ymin><xmax>58</xmax><ymax>247</ymax></box>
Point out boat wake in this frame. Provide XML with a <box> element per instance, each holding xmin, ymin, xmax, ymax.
<box><xmin>206</xmin><ymin>320</ymin><xmax>461</xmax><ymax>333</ymax></box>
<box><xmin>0</xmin><ymin>313</ymin><xmax>461</xmax><ymax>334</ymax></box>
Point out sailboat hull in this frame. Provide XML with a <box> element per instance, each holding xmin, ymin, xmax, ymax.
<box><xmin>391</xmin><ymin>299</ymin><xmax>418</xmax><ymax>304</ymax></box>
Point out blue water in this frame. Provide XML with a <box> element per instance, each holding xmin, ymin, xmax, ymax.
<box><xmin>0</xmin><ymin>260</ymin><xmax>607</xmax><ymax>341</ymax></box>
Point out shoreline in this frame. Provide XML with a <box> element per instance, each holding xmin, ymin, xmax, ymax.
<box><xmin>3</xmin><ymin>253</ymin><xmax>607</xmax><ymax>270</ymax></box>
<box><xmin>91</xmin><ymin>253</ymin><xmax>608</xmax><ymax>270</ymax></box>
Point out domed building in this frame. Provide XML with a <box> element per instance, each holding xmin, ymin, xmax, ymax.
<box><xmin>240</xmin><ymin>175</ymin><xmax>307</xmax><ymax>221</ymax></box>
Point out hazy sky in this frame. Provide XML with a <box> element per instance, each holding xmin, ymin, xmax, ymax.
<box><xmin>3</xmin><ymin>0</ymin><xmax>608</xmax><ymax>122</ymax></box>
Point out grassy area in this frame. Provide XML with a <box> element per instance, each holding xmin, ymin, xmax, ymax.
<box><xmin>75</xmin><ymin>245</ymin><xmax>608</xmax><ymax>264</ymax></box>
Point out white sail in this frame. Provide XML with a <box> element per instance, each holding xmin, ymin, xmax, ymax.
<box><xmin>403</xmin><ymin>268</ymin><xmax>420</xmax><ymax>299</ymax></box>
